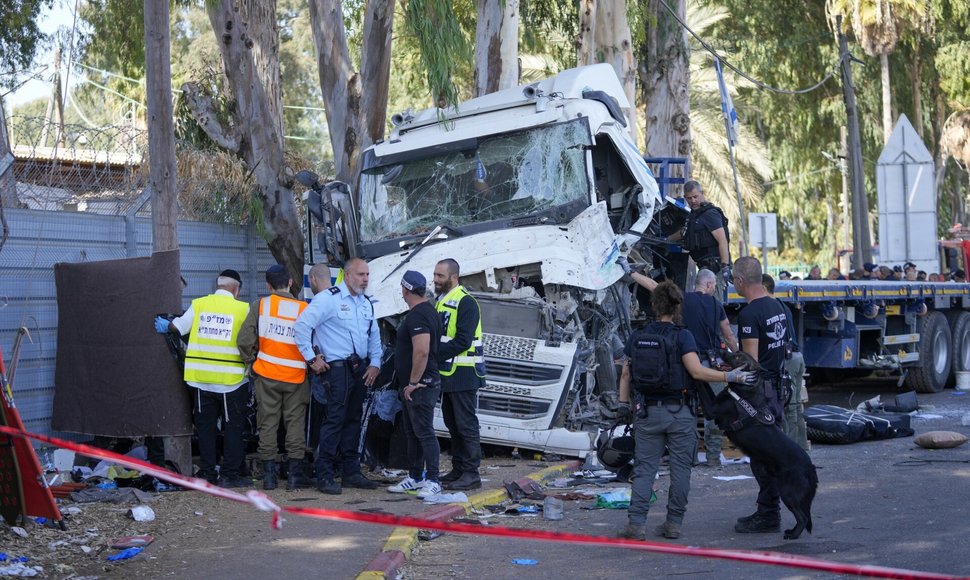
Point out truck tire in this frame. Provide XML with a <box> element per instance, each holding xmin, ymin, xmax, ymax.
<box><xmin>905</xmin><ymin>311</ymin><xmax>952</xmax><ymax>393</ymax></box>
<box><xmin>946</xmin><ymin>311</ymin><xmax>970</xmax><ymax>376</ymax></box>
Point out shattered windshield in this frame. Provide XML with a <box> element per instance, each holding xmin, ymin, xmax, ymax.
<box><xmin>359</xmin><ymin>119</ymin><xmax>592</xmax><ymax>242</ymax></box>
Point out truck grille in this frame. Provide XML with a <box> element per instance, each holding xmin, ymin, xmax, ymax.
<box><xmin>478</xmin><ymin>393</ymin><xmax>551</xmax><ymax>419</ymax></box>
<box><xmin>484</xmin><ymin>334</ymin><xmax>537</xmax><ymax>360</ymax></box>
<box><xmin>485</xmin><ymin>358</ymin><xmax>564</xmax><ymax>385</ymax></box>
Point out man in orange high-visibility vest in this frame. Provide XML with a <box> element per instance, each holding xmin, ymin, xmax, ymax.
<box><xmin>239</xmin><ymin>265</ymin><xmax>313</xmax><ymax>491</ymax></box>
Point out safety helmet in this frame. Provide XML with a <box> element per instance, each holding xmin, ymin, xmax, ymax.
<box><xmin>596</xmin><ymin>424</ymin><xmax>635</xmax><ymax>469</ymax></box>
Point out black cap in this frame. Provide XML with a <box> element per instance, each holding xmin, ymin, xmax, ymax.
<box><xmin>904</xmin><ymin>262</ymin><xmax>917</xmax><ymax>270</ymax></box>
<box><xmin>954</xmin><ymin>269</ymin><xmax>966</xmax><ymax>279</ymax></box>
<box><xmin>219</xmin><ymin>269</ymin><xmax>242</xmax><ymax>284</ymax></box>
<box><xmin>401</xmin><ymin>270</ymin><xmax>427</xmax><ymax>294</ymax></box>
<box><xmin>893</xmin><ymin>265</ymin><xmax>903</xmax><ymax>273</ymax></box>
<box><xmin>863</xmin><ymin>263</ymin><xmax>877</xmax><ymax>272</ymax></box>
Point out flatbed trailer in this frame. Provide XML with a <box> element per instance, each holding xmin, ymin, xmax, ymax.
<box><xmin>724</xmin><ymin>280</ymin><xmax>970</xmax><ymax>393</ymax></box>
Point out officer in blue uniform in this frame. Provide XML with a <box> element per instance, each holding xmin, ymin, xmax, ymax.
<box><xmin>294</xmin><ymin>258</ymin><xmax>383</xmax><ymax>494</ymax></box>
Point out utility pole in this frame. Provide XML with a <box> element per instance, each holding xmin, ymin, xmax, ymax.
<box><xmin>144</xmin><ymin>0</ymin><xmax>189</xmax><ymax>475</ymax></box>
<box><xmin>838</xmin><ymin>16</ymin><xmax>873</xmax><ymax>267</ymax></box>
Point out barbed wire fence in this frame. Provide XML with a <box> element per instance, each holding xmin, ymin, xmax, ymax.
<box><xmin>3</xmin><ymin>115</ymin><xmax>321</xmax><ymax>224</ymax></box>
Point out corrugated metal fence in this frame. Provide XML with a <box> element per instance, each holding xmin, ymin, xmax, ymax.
<box><xmin>1</xmin><ymin>207</ymin><xmax>275</xmax><ymax>441</ymax></box>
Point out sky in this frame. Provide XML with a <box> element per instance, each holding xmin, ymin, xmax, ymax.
<box><xmin>6</xmin><ymin>0</ymin><xmax>87</xmax><ymax>112</ymax></box>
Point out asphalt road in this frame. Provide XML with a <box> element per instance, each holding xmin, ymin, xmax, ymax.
<box><xmin>402</xmin><ymin>378</ymin><xmax>970</xmax><ymax>579</ymax></box>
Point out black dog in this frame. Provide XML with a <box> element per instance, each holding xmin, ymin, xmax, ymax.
<box><xmin>704</xmin><ymin>351</ymin><xmax>818</xmax><ymax>540</ymax></box>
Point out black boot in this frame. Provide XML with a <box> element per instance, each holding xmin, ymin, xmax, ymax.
<box><xmin>734</xmin><ymin>512</ymin><xmax>781</xmax><ymax>533</ymax></box>
<box><xmin>262</xmin><ymin>461</ymin><xmax>279</xmax><ymax>491</ymax></box>
<box><xmin>286</xmin><ymin>459</ymin><xmax>312</xmax><ymax>490</ymax></box>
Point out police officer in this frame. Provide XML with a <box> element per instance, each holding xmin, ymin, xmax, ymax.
<box><xmin>616</xmin><ymin>281</ymin><xmax>753</xmax><ymax>541</ymax></box>
<box><xmin>732</xmin><ymin>257</ymin><xmax>792</xmax><ymax>534</ymax></box>
<box><xmin>304</xmin><ymin>263</ymin><xmax>334</xmax><ymax>465</ymax></box>
<box><xmin>668</xmin><ymin>180</ymin><xmax>731</xmax><ymax>288</ymax></box>
<box><xmin>682</xmin><ymin>269</ymin><xmax>738</xmax><ymax>467</ymax></box>
<box><xmin>294</xmin><ymin>258</ymin><xmax>383</xmax><ymax>494</ymax></box>
<box><xmin>763</xmin><ymin>274</ymin><xmax>809</xmax><ymax>453</ymax></box>
<box><xmin>433</xmin><ymin>258</ymin><xmax>486</xmax><ymax>491</ymax></box>
<box><xmin>155</xmin><ymin>269</ymin><xmax>251</xmax><ymax>488</ymax></box>
<box><xmin>238</xmin><ymin>264</ymin><xmax>313</xmax><ymax>491</ymax></box>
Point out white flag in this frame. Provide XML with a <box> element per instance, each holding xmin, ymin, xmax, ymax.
<box><xmin>714</xmin><ymin>57</ymin><xmax>738</xmax><ymax>147</ymax></box>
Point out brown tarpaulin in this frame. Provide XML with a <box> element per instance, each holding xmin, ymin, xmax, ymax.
<box><xmin>52</xmin><ymin>250</ymin><xmax>192</xmax><ymax>436</ymax></box>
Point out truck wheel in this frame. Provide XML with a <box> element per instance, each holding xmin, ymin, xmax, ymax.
<box><xmin>946</xmin><ymin>311</ymin><xmax>970</xmax><ymax>376</ymax></box>
<box><xmin>905</xmin><ymin>311</ymin><xmax>952</xmax><ymax>393</ymax></box>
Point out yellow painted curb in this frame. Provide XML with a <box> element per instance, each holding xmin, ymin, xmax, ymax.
<box><xmin>381</xmin><ymin>526</ymin><xmax>420</xmax><ymax>554</ymax></box>
<box><xmin>356</xmin><ymin>461</ymin><xmax>579</xmax><ymax>580</ymax></box>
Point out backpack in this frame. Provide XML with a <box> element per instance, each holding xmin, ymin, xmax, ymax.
<box><xmin>630</xmin><ymin>323</ymin><xmax>689</xmax><ymax>395</ymax></box>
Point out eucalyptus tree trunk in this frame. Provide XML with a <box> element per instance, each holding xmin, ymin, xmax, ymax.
<box><xmin>880</xmin><ymin>52</ymin><xmax>892</xmax><ymax>144</ymax></box>
<box><xmin>184</xmin><ymin>0</ymin><xmax>305</xmax><ymax>291</ymax></box>
<box><xmin>474</xmin><ymin>0</ymin><xmax>519</xmax><ymax>97</ymax></box>
<box><xmin>308</xmin><ymin>0</ymin><xmax>394</xmax><ymax>185</ymax></box>
<box><xmin>640</xmin><ymin>0</ymin><xmax>691</xmax><ymax>159</ymax></box>
<box><xmin>576</xmin><ymin>0</ymin><xmax>637</xmax><ymax>145</ymax></box>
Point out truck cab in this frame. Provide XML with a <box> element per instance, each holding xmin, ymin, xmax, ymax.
<box><xmin>306</xmin><ymin>64</ymin><xmax>663</xmax><ymax>457</ymax></box>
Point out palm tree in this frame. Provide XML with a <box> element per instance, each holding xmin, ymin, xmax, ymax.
<box><xmin>826</xmin><ymin>0</ymin><xmax>928</xmax><ymax>144</ymax></box>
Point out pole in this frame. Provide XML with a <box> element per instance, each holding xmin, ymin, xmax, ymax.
<box><xmin>145</xmin><ymin>0</ymin><xmax>190</xmax><ymax>476</ymax></box>
<box><xmin>838</xmin><ymin>16</ymin><xmax>873</xmax><ymax>267</ymax></box>
<box><xmin>840</xmin><ymin>126</ymin><xmax>850</xmax><ymax>261</ymax></box>
<box><xmin>759</xmin><ymin>214</ymin><xmax>768</xmax><ymax>272</ymax></box>
<box><xmin>729</xmin><ymin>143</ymin><xmax>747</xmax><ymax>257</ymax></box>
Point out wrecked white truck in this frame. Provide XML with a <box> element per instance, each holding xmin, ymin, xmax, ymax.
<box><xmin>301</xmin><ymin>64</ymin><xmax>665</xmax><ymax>457</ymax></box>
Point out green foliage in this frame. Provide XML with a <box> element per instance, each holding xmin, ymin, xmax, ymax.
<box><xmin>0</xmin><ymin>0</ymin><xmax>55</xmax><ymax>90</ymax></box>
<box><xmin>403</xmin><ymin>0</ymin><xmax>471</xmax><ymax>108</ymax></box>
<box><xmin>936</xmin><ymin>42</ymin><xmax>970</xmax><ymax>107</ymax></box>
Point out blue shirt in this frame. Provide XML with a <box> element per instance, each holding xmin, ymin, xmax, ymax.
<box><xmin>293</xmin><ymin>282</ymin><xmax>383</xmax><ymax>365</ymax></box>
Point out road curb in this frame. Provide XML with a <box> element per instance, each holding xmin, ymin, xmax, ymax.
<box><xmin>356</xmin><ymin>460</ymin><xmax>582</xmax><ymax>579</ymax></box>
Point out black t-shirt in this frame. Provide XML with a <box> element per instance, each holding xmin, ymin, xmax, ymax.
<box><xmin>394</xmin><ymin>301</ymin><xmax>441</xmax><ymax>388</ymax></box>
<box><xmin>738</xmin><ymin>296</ymin><xmax>790</xmax><ymax>380</ymax></box>
<box><xmin>681</xmin><ymin>291</ymin><xmax>726</xmax><ymax>353</ymax></box>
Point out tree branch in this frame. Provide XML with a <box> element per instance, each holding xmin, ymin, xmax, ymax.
<box><xmin>181</xmin><ymin>81</ymin><xmax>242</xmax><ymax>152</ymax></box>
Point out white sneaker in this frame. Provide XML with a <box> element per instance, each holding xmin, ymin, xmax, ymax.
<box><xmin>387</xmin><ymin>476</ymin><xmax>425</xmax><ymax>493</ymax></box>
<box><xmin>416</xmin><ymin>480</ymin><xmax>442</xmax><ymax>498</ymax></box>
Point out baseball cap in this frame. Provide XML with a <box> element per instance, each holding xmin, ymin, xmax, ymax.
<box><xmin>893</xmin><ymin>265</ymin><xmax>903</xmax><ymax>273</ymax></box>
<box><xmin>904</xmin><ymin>262</ymin><xmax>917</xmax><ymax>270</ymax></box>
<box><xmin>779</xmin><ymin>270</ymin><xmax>791</xmax><ymax>279</ymax></box>
<box><xmin>401</xmin><ymin>270</ymin><xmax>427</xmax><ymax>294</ymax></box>
<box><xmin>219</xmin><ymin>269</ymin><xmax>242</xmax><ymax>284</ymax></box>
<box><xmin>953</xmin><ymin>269</ymin><xmax>967</xmax><ymax>280</ymax></box>
<box><xmin>863</xmin><ymin>263</ymin><xmax>877</xmax><ymax>273</ymax></box>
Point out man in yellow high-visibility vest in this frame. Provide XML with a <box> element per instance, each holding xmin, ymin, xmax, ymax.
<box><xmin>155</xmin><ymin>269</ymin><xmax>251</xmax><ymax>488</ymax></box>
<box><xmin>433</xmin><ymin>259</ymin><xmax>486</xmax><ymax>491</ymax></box>
<box><xmin>238</xmin><ymin>265</ymin><xmax>313</xmax><ymax>491</ymax></box>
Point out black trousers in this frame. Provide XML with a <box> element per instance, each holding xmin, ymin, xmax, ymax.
<box><xmin>193</xmin><ymin>385</ymin><xmax>249</xmax><ymax>478</ymax></box>
<box><xmin>402</xmin><ymin>385</ymin><xmax>441</xmax><ymax>482</ymax></box>
<box><xmin>751</xmin><ymin>380</ymin><xmax>785</xmax><ymax>517</ymax></box>
<box><xmin>314</xmin><ymin>365</ymin><xmax>366</xmax><ymax>480</ymax></box>
<box><xmin>441</xmin><ymin>389</ymin><xmax>482</xmax><ymax>474</ymax></box>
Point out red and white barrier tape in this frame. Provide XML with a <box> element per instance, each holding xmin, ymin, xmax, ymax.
<box><xmin>0</xmin><ymin>425</ymin><xmax>962</xmax><ymax>580</ymax></box>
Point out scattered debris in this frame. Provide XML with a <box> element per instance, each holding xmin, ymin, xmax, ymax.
<box><xmin>128</xmin><ymin>505</ymin><xmax>156</xmax><ymax>522</ymax></box>
<box><xmin>417</xmin><ymin>530</ymin><xmax>442</xmax><ymax>541</ymax></box>
<box><xmin>594</xmin><ymin>489</ymin><xmax>631</xmax><ymax>509</ymax></box>
<box><xmin>105</xmin><ymin>547</ymin><xmax>143</xmax><ymax>561</ymax></box>
<box><xmin>110</xmin><ymin>535</ymin><xmax>154</xmax><ymax>549</ymax></box>
<box><xmin>10</xmin><ymin>527</ymin><xmax>29</xmax><ymax>538</ymax></box>
<box><xmin>542</xmin><ymin>497</ymin><xmax>564</xmax><ymax>521</ymax></box>
<box><xmin>511</xmin><ymin>559</ymin><xmax>538</xmax><ymax>566</ymax></box>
